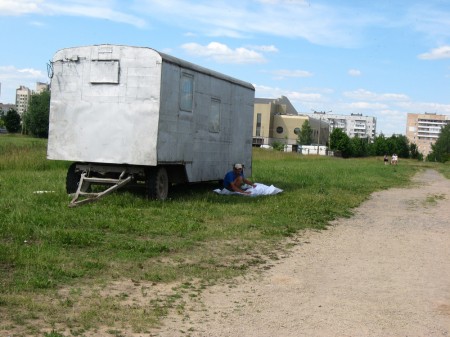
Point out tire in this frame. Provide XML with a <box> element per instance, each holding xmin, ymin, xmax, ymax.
<box><xmin>66</xmin><ymin>162</ymin><xmax>90</xmax><ymax>194</ymax></box>
<box><xmin>145</xmin><ymin>166</ymin><xmax>169</xmax><ymax>200</ymax></box>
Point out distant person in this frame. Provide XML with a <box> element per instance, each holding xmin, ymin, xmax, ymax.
<box><xmin>223</xmin><ymin>163</ymin><xmax>255</xmax><ymax>194</ymax></box>
<box><xmin>384</xmin><ymin>154</ymin><xmax>389</xmax><ymax>165</ymax></box>
<box><xmin>391</xmin><ymin>153</ymin><xmax>398</xmax><ymax>165</ymax></box>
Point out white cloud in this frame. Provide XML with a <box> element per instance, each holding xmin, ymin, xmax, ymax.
<box><xmin>396</xmin><ymin>101</ymin><xmax>450</xmax><ymax>114</ymax></box>
<box><xmin>253</xmin><ymin>84</ymin><xmax>324</xmax><ymax>112</ymax></box>
<box><xmin>343</xmin><ymin>89</ymin><xmax>410</xmax><ymax>102</ymax></box>
<box><xmin>407</xmin><ymin>4</ymin><xmax>450</xmax><ymax>43</ymax></box>
<box><xmin>0</xmin><ymin>0</ymin><xmax>43</xmax><ymax>16</ymax></box>
<box><xmin>271</xmin><ymin>69</ymin><xmax>313</xmax><ymax>80</ymax></box>
<box><xmin>181</xmin><ymin>42</ymin><xmax>266</xmax><ymax>64</ymax></box>
<box><xmin>0</xmin><ymin>0</ymin><xmax>147</xmax><ymax>28</ymax></box>
<box><xmin>347</xmin><ymin>102</ymin><xmax>388</xmax><ymax>110</ymax></box>
<box><xmin>248</xmin><ymin>45</ymin><xmax>279</xmax><ymax>53</ymax></box>
<box><xmin>418</xmin><ymin>46</ymin><xmax>450</xmax><ymax>60</ymax></box>
<box><xmin>348</xmin><ymin>69</ymin><xmax>361</xmax><ymax>76</ymax></box>
<box><xmin>0</xmin><ymin>66</ymin><xmax>47</xmax><ymax>103</ymax></box>
<box><xmin>0</xmin><ymin>66</ymin><xmax>45</xmax><ymax>80</ymax></box>
<box><xmin>137</xmin><ymin>0</ymin><xmax>380</xmax><ymax>47</ymax></box>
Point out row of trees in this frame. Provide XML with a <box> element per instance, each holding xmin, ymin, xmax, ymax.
<box><xmin>296</xmin><ymin>119</ymin><xmax>450</xmax><ymax>163</ymax></box>
<box><xmin>328</xmin><ymin>128</ymin><xmax>414</xmax><ymax>159</ymax></box>
<box><xmin>0</xmin><ymin>90</ymin><xmax>50</xmax><ymax>138</ymax></box>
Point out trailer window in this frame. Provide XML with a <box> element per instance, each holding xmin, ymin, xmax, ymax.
<box><xmin>180</xmin><ymin>73</ymin><xmax>193</xmax><ymax>111</ymax></box>
<box><xmin>209</xmin><ymin>98</ymin><xmax>221</xmax><ymax>133</ymax></box>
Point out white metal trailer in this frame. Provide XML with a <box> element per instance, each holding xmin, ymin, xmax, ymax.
<box><xmin>47</xmin><ymin>44</ymin><xmax>255</xmax><ymax>205</ymax></box>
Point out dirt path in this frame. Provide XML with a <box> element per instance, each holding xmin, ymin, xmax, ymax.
<box><xmin>156</xmin><ymin>169</ymin><xmax>450</xmax><ymax>337</ymax></box>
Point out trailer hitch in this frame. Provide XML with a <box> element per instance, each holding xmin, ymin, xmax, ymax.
<box><xmin>69</xmin><ymin>170</ymin><xmax>133</xmax><ymax>207</ymax></box>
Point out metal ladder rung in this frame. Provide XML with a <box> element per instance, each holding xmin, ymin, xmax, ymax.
<box><xmin>82</xmin><ymin>177</ymin><xmax>125</xmax><ymax>184</ymax></box>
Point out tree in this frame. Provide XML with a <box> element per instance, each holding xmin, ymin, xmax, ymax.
<box><xmin>369</xmin><ymin>133</ymin><xmax>388</xmax><ymax>156</ymax></box>
<box><xmin>0</xmin><ymin>110</ymin><xmax>5</xmax><ymax>128</ymax></box>
<box><xmin>409</xmin><ymin>143</ymin><xmax>422</xmax><ymax>160</ymax></box>
<box><xmin>25</xmin><ymin>90</ymin><xmax>50</xmax><ymax>138</ymax></box>
<box><xmin>351</xmin><ymin>136</ymin><xmax>369</xmax><ymax>158</ymax></box>
<box><xmin>297</xmin><ymin>120</ymin><xmax>313</xmax><ymax>145</ymax></box>
<box><xmin>330</xmin><ymin>128</ymin><xmax>352</xmax><ymax>158</ymax></box>
<box><xmin>4</xmin><ymin>108</ymin><xmax>21</xmax><ymax>133</ymax></box>
<box><xmin>427</xmin><ymin>124</ymin><xmax>450</xmax><ymax>163</ymax></box>
<box><xmin>272</xmin><ymin>140</ymin><xmax>285</xmax><ymax>151</ymax></box>
<box><xmin>385</xmin><ymin>134</ymin><xmax>409</xmax><ymax>158</ymax></box>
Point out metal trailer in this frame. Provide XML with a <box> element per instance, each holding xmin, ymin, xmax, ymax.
<box><xmin>47</xmin><ymin>44</ymin><xmax>255</xmax><ymax>206</ymax></box>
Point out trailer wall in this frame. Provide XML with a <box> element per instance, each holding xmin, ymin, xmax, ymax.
<box><xmin>47</xmin><ymin>45</ymin><xmax>161</xmax><ymax>165</ymax></box>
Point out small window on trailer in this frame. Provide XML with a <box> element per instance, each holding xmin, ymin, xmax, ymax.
<box><xmin>180</xmin><ymin>73</ymin><xmax>194</xmax><ymax>111</ymax></box>
<box><xmin>209</xmin><ymin>98</ymin><xmax>221</xmax><ymax>133</ymax></box>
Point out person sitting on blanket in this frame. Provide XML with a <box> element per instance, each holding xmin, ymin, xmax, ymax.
<box><xmin>223</xmin><ymin>163</ymin><xmax>255</xmax><ymax>194</ymax></box>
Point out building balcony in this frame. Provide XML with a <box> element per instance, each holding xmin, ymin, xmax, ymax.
<box><xmin>418</xmin><ymin>121</ymin><xmax>447</xmax><ymax>126</ymax></box>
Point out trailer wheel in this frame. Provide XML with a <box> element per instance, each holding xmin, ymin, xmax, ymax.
<box><xmin>66</xmin><ymin>163</ymin><xmax>90</xmax><ymax>194</ymax></box>
<box><xmin>146</xmin><ymin>166</ymin><xmax>169</xmax><ymax>200</ymax></box>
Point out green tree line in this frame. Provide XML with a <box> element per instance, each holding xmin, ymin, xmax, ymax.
<box><xmin>1</xmin><ymin>90</ymin><xmax>50</xmax><ymax>137</ymax></box>
<box><xmin>295</xmin><ymin>119</ymin><xmax>449</xmax><ymax>162</ymax></box>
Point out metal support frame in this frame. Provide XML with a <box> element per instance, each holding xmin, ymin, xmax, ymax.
<box><xmin>69</xmin><ymin>170</ymin><xmax>133</xmax><ymax>207</ymax></box>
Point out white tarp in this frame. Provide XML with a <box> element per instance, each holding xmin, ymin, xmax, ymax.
<box><xmin>213</xmin><ymin>183</ymin><xmax>283</xmax><ymax>196</ymax></box>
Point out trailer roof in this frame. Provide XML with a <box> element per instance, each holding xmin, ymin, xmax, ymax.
<box><xmin>54</xmin><ymin>44</ymin><xmax>255</xmax><ymax>91</ymax></box>
<box><xmin>158</xmin><ymin>51</ymin><xmax>254</xmax><ymax>91</ymax></box>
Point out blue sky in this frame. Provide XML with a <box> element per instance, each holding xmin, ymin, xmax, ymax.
<box><xmin>1</xmin><ymin>0</ymin><xmax>450</xmax><ymax>135</ymax></box>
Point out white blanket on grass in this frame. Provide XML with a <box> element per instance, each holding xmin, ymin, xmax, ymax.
<box><xmin>213</xmin><ymin>183</ymin><xmax>283</xmax><ymax>196</ymax></box>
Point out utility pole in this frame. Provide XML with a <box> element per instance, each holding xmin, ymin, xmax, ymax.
<box><xmin>317</xmin><ymin>117</ymin><xmax>321</xmax><ymax>155</ymax></box>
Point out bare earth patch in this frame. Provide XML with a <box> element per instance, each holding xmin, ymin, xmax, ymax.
<box><xmin>155</xmin><ymin>169</ymin><xmax>450</xmax><ymax>337</ymax></box>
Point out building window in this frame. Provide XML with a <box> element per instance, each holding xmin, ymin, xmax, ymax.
<box><xmin>256</xmin><ymin>113</ymin><xmax>261</xmax><ymax>137</ymax></box>
<box><xmin>209</xmin><ymin>98</ymin><xmax>220</xmax><ymax>133</ymax></box>
<box><xmin>180</xmin><ymin>73</ymin><xmax>194</xmax><ymax>111</ymax></box>
<box><xmin>294</xmin><ymin>127</ymin><xmax>300</xmax><ymax>135</ymax></box>
<box><xmin>276</xmin><ymin>126</ymin><xmax>283</xmax><ymax>134</ymax></box>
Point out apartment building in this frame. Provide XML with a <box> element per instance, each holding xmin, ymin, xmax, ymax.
<box><xmin>309</xmin><ymin>112</ymin><xmax>377</xmax><ymax>141</ymax></box>
<box><xmin>406</xmin><ymin>112</ymin><xmax>449</xmax><ymax>156</ymax></box>
<box><xmin>36</xmin><ymin>82</ymin><xmax>49</xmax><ymax>94</ymax></box>
<box><xmin>15</xmin><ymin>85</ymin><xmax>31</xmax><ymax>117</ymax></box>
<box><xmin>14</xmin><ymin>82</ymin><xmax>49</xmax><ymax>117</ymax></box>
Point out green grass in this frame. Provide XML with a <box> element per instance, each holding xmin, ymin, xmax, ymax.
<box><xmin>0</xmin><ymin>135</ymin><xmax>447</xmax><ymax>336</ymax></box>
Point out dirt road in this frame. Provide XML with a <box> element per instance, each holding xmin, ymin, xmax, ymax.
<box><xmin>157</xmin><ymin>169</ymin><xmax>450</xmax><ymax>337</ymax></box>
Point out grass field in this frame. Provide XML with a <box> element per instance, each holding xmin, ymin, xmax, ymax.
<box><xmin>1</xmin><ymin>135</ymin><xmax>448</xmax><ymax>336</ymax></box>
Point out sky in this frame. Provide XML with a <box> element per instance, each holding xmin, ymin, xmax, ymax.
<box><xmin>1</xmin><ymin>0</ymin><xmax>450</xmax><ymax>136</ymax></box>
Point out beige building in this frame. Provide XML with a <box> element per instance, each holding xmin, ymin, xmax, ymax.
<box><xmin>15</xmin><ymin>85</ymin><xmax>31</xmax><ymax>117</ymax></box>
<box><xmin>15</xmin><ymin>82</ymin><xmax>49</xmax><ymax>117</ymax></box>
<box><xmin>253</xmin><ymin>96</ymin><xmax>329</xmax><ymax>149</ymax></box>
<box><xmin>406</xmin><ymin>112</ymin><xmax>449</xmax><ymax>156</ymax></box>
<box><xmin>36</xmin><ymin>82</ymin><xmax>49</xmax><ymax>94</ymax></box>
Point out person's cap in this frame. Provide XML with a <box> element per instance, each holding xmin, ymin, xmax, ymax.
<box><xmin>234</xmin><ymin>163</ymin><xmax>243</xmax><ymax>169</ymax></box>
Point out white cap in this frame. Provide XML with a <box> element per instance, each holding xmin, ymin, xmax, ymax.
<box><xmin>234</xmin><ymin>163</ymin><xmax>243</xmax><ymax>169</ymax></box>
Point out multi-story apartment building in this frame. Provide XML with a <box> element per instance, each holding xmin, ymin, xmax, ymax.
<box><xmin>406</xmin><ymin>112</ymin><xmax>449</xmax><ymax>156</ymax></box>
<box><xmin>36</xmin><ymin>82</ymin><xmax>49</xmax><ymax>94</ymax></box>
<box><xmin>309</xmin><ymin>112</ymin><xmax>377</xmax><ymax>141</ymax></box>
<box><xmin>15</xmin><ymin>82</ymin><xmax>49</xmax><ymax>117</ymax></box>
<box><xmin>15</xmin><ymin>85</ymin><xmax>31</xmax><ymax>117</ymax></box>
<box><xmin>253</xmin><ymin>96</ymin><xmax>329</xmax><ymax>149</ymax></box>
